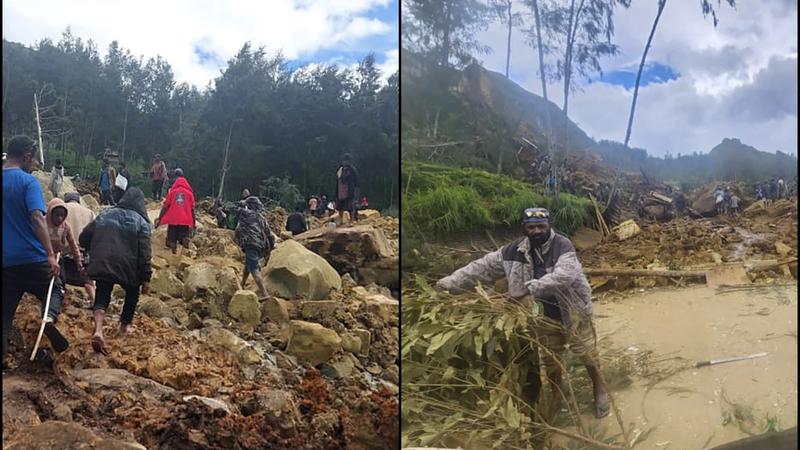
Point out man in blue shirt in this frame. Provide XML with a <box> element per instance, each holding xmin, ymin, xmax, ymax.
<box><xmin>97</xmin><ymin>158</ymin><xmax>116</xmax><ymax>206</ymax></box>
<box><xmin>3</xmin><ymin>135</ymin><xmax>68</xmax><ymax>364</ymax></box>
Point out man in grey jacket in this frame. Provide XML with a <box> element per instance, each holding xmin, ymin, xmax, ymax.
<box><xmin>436</xmin><ymin>207</ymin><xmax>609</xmax><ymax>418</ymax></box>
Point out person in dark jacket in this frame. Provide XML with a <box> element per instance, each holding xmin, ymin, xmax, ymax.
<box><xmin>286</xmin><ymin>206</ymin><xmax>308</xmax><ymax>235</ymax></box>
<box><xmin>79</xmin><ymin>187</ymin><xmax>151</xmax><ymax>355</ymax></box>
<box><xmin>435</xmin><ymin>207</ymin><xmax>608</xmax><ymax>419</ymax></box>
<box><xmin>234</xmin><ymin>196</ymin><xmax>274</xmax><ymax>299</ymax></box>
<box><xmin>334</xmin><ymin>153</ymin><xmax>359</xmax><ymax>225</ymax></box>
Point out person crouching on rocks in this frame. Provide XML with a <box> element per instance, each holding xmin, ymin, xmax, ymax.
<box><xmin>79</xmin><ymin>187</ymin><xmax>151</xmax><ymax>355</ymax></box>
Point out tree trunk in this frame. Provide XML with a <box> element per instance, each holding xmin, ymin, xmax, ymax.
<box><xmin>505</xmin><ymin>0</ymin><xmax>512</xmax><ymax>78</ymax></box>
<box><xmin>562</xmin><ymin>0</ymin><xmax>585</xmax><ymax>117</ymax></box>
<box><xmin>217</xmin><ymin>122</ymin><xmax>234</xmax><ymax>199</ymax></box>
<box><xmin>531</xmin><ymin>0</ymin><xmax>548</xmax><ymax>101</ymax></box>
<box><xmin>561</xmin><ymin>0</ymin><xmax>585</xmax><ymax>154</ymax></box>
<box><xmin>34</xmin><ymin>93</ymin><xmax>45</xmax><ymax>167</ymax></box>
<box><xmin>121</xmin><ymin>103</ymin><xmax>129</xmax><ymax>160</ymax></box>
<box><xmin>442</xmin><ymin>0</ymin><xmax>452</xmax><ymax>66</ymax></box>
<box><xmin>624</xmin><ymin>0</ymin><xmax>666</xmax><ymax>148</ymax></box>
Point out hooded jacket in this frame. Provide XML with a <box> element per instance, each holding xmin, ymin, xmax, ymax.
<box><xmin>234</xmin><ymin>197</ymin><xmax>274</xmax><ymax>253</ymax></box>
<box><xmin>79</xmin><ymin>187</ymin><xmax>152</xmax><ymax>287</ymax></box>
<box><xmin>436</xmin><ymin>229</ymin><xmax>593</xmax><ymax>328</ymax></box>
<box><xmin>46</xmin><ymin>198</ymin><xmax>81</xmax><ymax>259</ymax></box>
<box><xmin>160</xmin><ymin>176</ymin><xmax>195</xmax><ymax>227</ymax></box>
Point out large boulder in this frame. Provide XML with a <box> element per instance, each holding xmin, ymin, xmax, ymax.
<box><xmin>183</xmin><ymin>262</ymin><xmax>241</xmax><ymax>302</ymax></box>
<box><xmin>286</xmin><ymin>320</ymin><xmax>342</xmax><ymax>366</ymax></box>
<box><xmin>73</xmin><ymin>368</ymin><xmax>177</xmax><ymax>401</ymax></box>
<box><xmin>81</xmin><ymin>194</ymin><xmax>101</xmax><ymax>212</ymax></box>
<box><xmin>32</xmin><ymin>170</ymin><xmax>77</xmax><ymax>202</ymax></box>
<box><xmin>295</xmin><ymin>225</ymin><xmax>393</xmax><ymax>276</ymax></box>
<box><xmin>690</xmin><ymin>183</ymin><xmax>747</xmax><ymax>216</ymax></box>
<box><xmin>363</xmin><ymin>294</ymin><xmax>399</xmax><ymax>324</ymax></box>
<box><xmin>228</xmin><ymin>290</ymin><xmax>262</xmax><ymax>325</ymax></box>
<box><xmin>204</xmin><ymin>327</ymin><xmax>263</xmax><ymax>365</ymax></box>
<box><xmin>4</xmin><ymin>421</ymin><xmax>146</xmax><ymax>450</ymax></box>
<box><xmin>136</xmin><ymin>296</ymin><xmax>173</xmax><ymax>319</ymax></box>
<box><xmin>150</xmin><ymin>269</ymin><xmax>184</xmax><ymax>298</ymax></box>
<box><xmin>265</xmin><ymin>240</ymin><xmax>341</xmax><ymax>300</ymax></box>
<box><xmin>359</xmin><ymin>256</ymin><xmax>400</xmax><ymax>289</ymax></box>
<box><xmin>261</xmin><ymin>297</ymin><xmax>291</xmax><ymax>324</ymax></box>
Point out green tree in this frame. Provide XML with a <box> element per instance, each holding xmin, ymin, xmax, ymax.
<box><xmin>403</xmin><ymin>0</ymin><xmax>492</xmax><ymax>67</ymax></box>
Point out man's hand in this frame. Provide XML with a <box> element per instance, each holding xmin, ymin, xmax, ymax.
<box><xmin>508</xmin><ymin>285</ymin><xmax>529</xmax><ymax>301</ymax></box>
<box><xmin>141</xmin><ymin>282</ymin><xmax>150</xmax><ymax>295</ymax></box>
<box><xmin>48</xmin><ymin>254</ymin><xmax>60</xmax><ymax>279</ymax></box>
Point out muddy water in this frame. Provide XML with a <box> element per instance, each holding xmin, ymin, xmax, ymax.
<box><xmin>730</xmin><ymin>227</ymin><xmax>769</xmax><ymax>261</ymax></box>
<box><xmin>587</xmin><ymin>284</ymin><xmax>797</xmax><ymax>449</ymax></box>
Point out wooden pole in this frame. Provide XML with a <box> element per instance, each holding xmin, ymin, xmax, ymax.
<box><xmin>34</xmin><ymin>93</ymin><xmax>45</xmax><ymax>167</ymax></box>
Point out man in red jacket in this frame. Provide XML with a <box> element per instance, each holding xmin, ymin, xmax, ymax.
<box><xmin>154</xmin><ymin>168</ymin><xmax>196</xmax><ymax>255</ymax></box>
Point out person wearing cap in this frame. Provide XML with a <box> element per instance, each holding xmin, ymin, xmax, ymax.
<box><xmin>334</xmin><ymin>153</ymin><xmax>359</xmax><ymax>225</ymax></box>
<box><xmin>435</xmin><ymin>207</ymin><xmax>609</xmax><ymax>419</ymax></box>
<box><xmin>154</xmin><ymin>168</ymin><xmax>196</xmax><ymax>255</ymax></box>
<box><xmin>3</xmin><ymin>136</ymin><xmax>70</xmax><ymax>362</ymax></box>
<box><xmin>234</xmin><ymin>195</ymin><xmax>274</xmax><ymax>299</ymax></box>
<box><xmin>150</xmin><ymin>154</ymin><xmax>168</xmax><ymax>200</ymax></box>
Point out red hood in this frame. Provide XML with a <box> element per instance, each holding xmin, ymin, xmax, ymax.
<box><xmin>172</xmin><ymin>177</ymin><xmax>193</xmax><ymax>192</ymax></box>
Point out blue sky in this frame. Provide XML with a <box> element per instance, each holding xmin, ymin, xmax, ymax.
<box><xmin>3</xmin><ymin>0</ymin><xmax>400</xmax><ymax>87</ymax></box>
<box><xmin>591</xmin><ymin>63</ymin><xmax>679</xmax><ymax>89</ymax></box>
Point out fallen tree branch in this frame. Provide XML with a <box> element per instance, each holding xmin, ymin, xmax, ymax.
<box><xmin>584</xmin><ymin>268</ymin><xmax>706</xmax><ymax>278</ymax></box>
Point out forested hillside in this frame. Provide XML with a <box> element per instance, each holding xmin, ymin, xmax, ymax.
<box><xmin>3</xmin><ymin>30</ymin><xmax>399</xmax><ymax>209</ymax></box>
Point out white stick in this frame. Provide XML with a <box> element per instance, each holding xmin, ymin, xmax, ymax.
<box><xmin>30</xmin><ymin>253</ymin><xmax>61</xmax><ymax>361</ymax></box>
<box><xmin>696</xmin><ymin>352</ymin><xmax>767</xmax><ymax>368</ymax></box>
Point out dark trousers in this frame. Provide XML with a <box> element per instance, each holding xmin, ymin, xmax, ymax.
<box><xmin>100</xmin><ymin>189</ymin><xmax>114</xmax><ymax>205</ymax></box>
<box><xmin>2</xmin><ymin>262</ymin><xmax>62</xmax><ymax>358</ymax></box>
<box><xmin>94</xmin><ymin>280</ymin><xmax>140</xmax><ymax>325</ymax></box>
<box><xmin>152</xmin><ymin>180</ymin><xmax>165</xmax><ymax>200</ymax></box>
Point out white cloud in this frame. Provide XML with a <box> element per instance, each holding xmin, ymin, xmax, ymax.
<box><xmin>378</xmin><ymin>48</ymin><xmax>399</xmax><ymax>82</ymax></box>
<box><xmin>2</xmin><ymin>0</ymin><xmax>396</xmax><ymax>88</ymax></box>
<box><xmin>475</xmin><ymin>0</ymin><xmax>797</xmax><ymax>156</ymax></box>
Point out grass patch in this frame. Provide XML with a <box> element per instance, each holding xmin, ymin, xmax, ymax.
<box><xmin>402</xmin><ymin>161</ymin><xmax>594</xmax><ymax>238</ymax></box>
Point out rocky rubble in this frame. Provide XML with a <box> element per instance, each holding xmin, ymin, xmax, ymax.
<box><xmin>578</xmin><ymin>196</ymin><xmax>797</xmax><ymax>292</ymax></box>
<box><xmin>2</xmin><ymin>202</ymin><xmax>399</xmax><ymax>449</ymax></box>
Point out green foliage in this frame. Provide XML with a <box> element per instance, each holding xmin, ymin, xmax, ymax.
<box><xmin>402</xmin><ymin>277</ymin><xmax>543</xmax><ymax>449</ymax></box>
<box><xmin>403</xmin><ymin>0</ymin><xmax>493</xmax><ymax>67</ymax></box>
<box><xmin>403</xmin><ymin>184</ymin><xmax>492</xmax><ymax>235</ymax></box>
<box><xmin>3</xmin><ymin>33</ymin><xmax>398</xmax><ymax>209</ymax></box>
<box><xmin>258</xmin><ymin>175</ymin><xmax>303</xmax><ymax>210</ymax></box>
<box><xmin>402</xmin><ymin>161</ymin><xmax>592</xmax><ymax>237</ymax></box>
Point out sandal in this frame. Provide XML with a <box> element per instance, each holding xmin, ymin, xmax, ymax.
<box><xmin>92</xmin><ymin>334</ymin><xmax>109</xmax><ymax>356</ymax></box>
